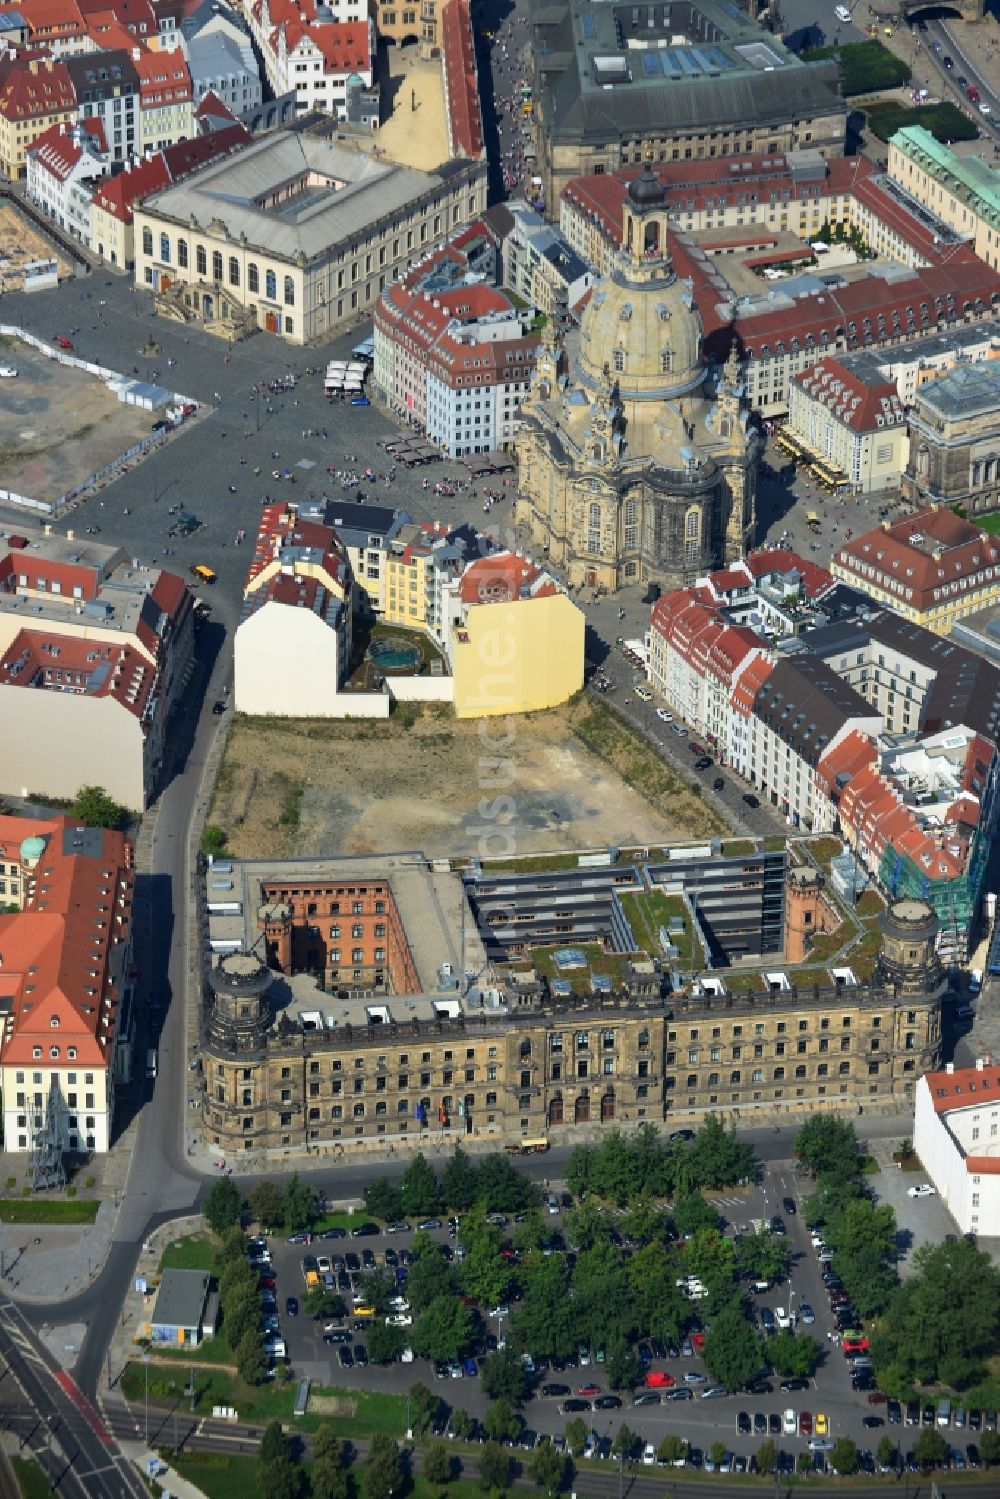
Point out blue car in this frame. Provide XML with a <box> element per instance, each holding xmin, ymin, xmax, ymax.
<box><xmin>351</xmin><ymin>396</ymin><xmax>370</xmax><ymax>407</ymax></box>
<box><xmin>396</xmin><ymin>1266</ymin><xmax>408</xmax><ymax>1286</ymax></box>
<box><xmin>286</xmin><ymin>1296</ymin><xmax>299</xmax><ymax>1317</ymax></box>
<box><xmin>463</xmin><ymin>1357</ymin><xmax>477</xmax><ymax>1378</ymax></box>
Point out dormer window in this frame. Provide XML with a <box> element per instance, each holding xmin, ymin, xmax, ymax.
<box><xmin>50</xmin><ymin>1046</ymin><xmax>59</xmax><ymax>1059</ymax></box>
<box><xmin>68</xmin><ymin>1047</ymin><xmax>77</xmax><ymax>1060</ymax></box>
<box><xmin>32</xmin><ymin>1047</ymin><xmax>42</xmax><ymax>1059</ymax></box>
<box><xmin>50</xmin><ymin>1014</ymin><xmax>60</xmax><ymax>1027</ymax></box>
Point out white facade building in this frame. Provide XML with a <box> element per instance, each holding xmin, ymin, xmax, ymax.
<box><xmin>914</xmin><ymin>1061</ymin><xmax>1000</xmax><ymax>1237</ymax></box>
<box><xmin>26</xmin><ymin>117</ymin><xmax>108</xmax><ymax>246</ymax></box>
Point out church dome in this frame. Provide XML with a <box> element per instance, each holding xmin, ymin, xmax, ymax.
<box><xmin>20</xmin><ymin>835</ymin><xmax>47</xmax><ymax>867</ymax></box>
<box><xmin>576</xmin><ymin>170</ymin><xmax>704</xmax><ymax>402</ymax></box>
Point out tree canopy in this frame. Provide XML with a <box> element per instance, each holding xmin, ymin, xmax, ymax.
<box><xmin>872</xmin><ymin>1236</ymin><xmax>1000</xmax><ymax>1390</ymax></box>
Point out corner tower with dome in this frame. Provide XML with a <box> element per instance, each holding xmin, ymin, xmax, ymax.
<box><xmin>516</xmin><ymin>171</ymin><xmax>759</xmax><ymax>593</ymax></box>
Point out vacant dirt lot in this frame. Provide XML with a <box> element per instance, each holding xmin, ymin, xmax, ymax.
<box><xmin>209</xmin><ymin>698</ymin><xmax>725</xmax><ymax>861</ymax></box>
<box><xmin>0</xmin><ymin>338</ymin><xmax>153</xmax><ymax>504</ymax></box>
<box><xmin>0</xmin><ymin>203</ymin><xmax>73</xmax><ymax>292</ymax></box>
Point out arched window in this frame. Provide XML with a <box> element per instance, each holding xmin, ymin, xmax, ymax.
<box><xmin>212</xmin><ymin>250</ymin><xmax>223</xmax><ymax>281</ymax></box>
<box><xmin>177</xmin><ymin>238</ymin><xmax>188</xmax><ymax>269</ymax></box>
<box><xmin>141</xmin><ymin>226</ymin><xmax>152</xmax><ymax>256</ymax></box>
<box><xmin>196</xmin><ymin>243</ymin><xmax>207</xmax><ymax>275</ymax></box>
<box><xmin>229</xmin><ymin>256</ymin><xmax>240</xmax><ymax>287</ymax></box>
<box><xmin>613</xmin><ymin>347</ymin><xmax>624</xmax><ymax>372</ymax></box>
<box><xmin>248</xmin><ymin>262</ymin><xmax>259</xmax><ymax>294</ymax></box>
<box><xmin>283</xmin><ymin>276</ymin><xmax>295</xmax><ymax>307</ymax></box>
<box><xmin>624</xmin><ymin>498</ymin><xmax>638</xmax><ymax>550</ymax></box>
<box><xmin>589</xmin><ymin>502</ymin><xmax>601</xmax><ymax>529</ymax></box>
<box><xmin>266</xmin><ymin>269</ymin><xmax>277</xmax><ymax>300</ymax></box>
<box><xmin>159</xmin><ymin>232</ymin><xmax>170</xmax><ymax>263</ymax></box>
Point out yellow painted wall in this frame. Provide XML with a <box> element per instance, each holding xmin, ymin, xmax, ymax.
<box><xmin>452</xmin><ymin>592</ymin><xmax>584</xmax><ymax>718</ymax></box>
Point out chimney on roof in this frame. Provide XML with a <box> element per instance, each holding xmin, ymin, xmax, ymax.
<box><xmin>977</xmin><ymin>1057</ymin><xmax>986</xmax><ymax>1071</ymax></box>
<box><xmin>946</xmin><ymin>1061</ymin><xmax>955</xmax><ymax>1075</ymax></box>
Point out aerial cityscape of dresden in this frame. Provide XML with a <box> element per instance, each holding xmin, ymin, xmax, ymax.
<box><xmin>2</xmin><ymin>0</ymin><xmax>1000</xmax><ymax>1492</ymax></box>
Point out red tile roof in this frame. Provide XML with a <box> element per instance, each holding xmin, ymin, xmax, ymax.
<box><xmin>925</xmin><ymin>1063</ymin><xmax>1000</xmax><ymax>1114</ymax></box>
<box><xmin>0</xmin><ymin>628</ymin><xmax>158</xmax><ymax>721</ymax></box>
<box><xmin>833</xmin><ymin>505</ymin><xmax>1000</xmax><ymax>613</ymax></box>
<box><xmin>246</xmin><ymin>501</ymin><xmax>350</xmax><ymax>595</ymax></box>
<box><xmin>441</xmin><ymin>0</ymin><xmax>483</xmax><ymax>159</ymax></box>
<box><xmin>793</xmin><ymin>356</ymin><xmax>905</xmax><ymax>433</ymax></box>
<box><xmin>0</xmin><ymin>814</ymin><xmax>134</xmax><ymax>1069</ymax></box>
<box><xmin>0</xmin><ymin>54</ymin><xmax>76</xmax><ymax>123</ymax></box>
<box><xmin>133</xmin><ymin>47</ymin><xmax>192</xmax><ymax>107</ymax></box>
<box><xmin>27</xmin><ymin>116</ymin><xmax>107</xmax><ymax>180</ymax></box>
<box><xmin>377</xmin><ymin>270</ymin><xmax>537</xmax><ymax>389</ymax></box>
<box><xmin>92</xmin><ymin>120</ymin><xmax>249</xmax><ymax>220</ymax></box>
<box><xmin>459</xmin><ymin>551</ymin><xmax>557</xmax><ymax>604</ymax></box>
<box><xmin>744</xmin><ymin>548</ymin><xmax>835</xmax><ymax>601</ymax></box>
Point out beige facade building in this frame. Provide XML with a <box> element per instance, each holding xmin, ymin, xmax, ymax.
<box><xmin>517</xmin><ymin>173</ymin><xmax>758</xmax><ymax>593</ymax></box>
<box><xmin>888</xmin><ymin>125</ymin><xmax>1000</xmax><ymax>272</ymax></box>
<box><xmin>199</xmin><ymin>853</ymin><xmax>943</xmax><ymax>1156</ymax></box>
<box><xmin>529</xmin><ymin>0</ymin><xmax>846</xmax><ymax>215</ymax></box>
<box><xmin>787</xmin><ymin>355</ymin><xmax>909</xmax><ymax>495</ymax></box>
<box><xmin>134</xmin><ymin>127</ymin><xmax>486</xmax><ymax>344</ymax></box>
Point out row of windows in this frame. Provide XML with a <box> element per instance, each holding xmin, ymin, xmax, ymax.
<box><xmin>141</xmin><ymin>228</ymin><xmax>297</xmax><ymax>305</ymax></box>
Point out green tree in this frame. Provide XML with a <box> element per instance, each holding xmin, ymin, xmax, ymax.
<box><xmin>604</xmin><ymin>1335</ymin><xmax>640</xmax><ymax>1393</ymax></box>
<box><xmin>71</xmin><ymin>784</ymin><xmax>128</xmax><ymax>828</ymax></box>
<box><xmin>460</xmin><ymin>1217</ymin><xmax>515</xmax><ymax>1309</ymax></box>
<box><xmin>248</xmin><ymin>1180</ymin><xmax>284</xmax><ymax>1230</ymax></box>
<box><xmin>794</xmin><ymin>1114</ymin><xmax>860</xmax><ymax>1179</ymax></box>
<box><xmin>407</xmin><ymin>1245</ymin><xmax>456</xmax><ymax>1312</ymax></box>
<box><xmin>222</xmin><ymin>1285</ymin><xmax>260</xmax><ymax>1352</ymax></box>
<box><xmin>218</xmin><ymin>1225</ymin><xmax>248</xmax><ymax>1265</ymax></box>
<box><xmin>367</xmin><ymin>1319</ymin><xmax>406</xmax><ymax>1365</ymax></box>
<box><xmin>363</xmin><ymin>1267</ymin><xmax>397</xmax><ymax>1316</ymax></box>
<box><xmin>796</xmin><ymin>1452</ymin><xmax>813</xmax><ymax>1475</ymax></box>
<box><xmin>830</xmin><ymin>1437</ymin><xmax>858</xmax><ymax>1475</ymax></box>
<box><xmin>408</xmin><ymin>1382</ymin><xmax>440</xmax><ymax>1438</ymax></box>
<box><xmin>202</xmin><ymin>824</ymin><xmax>228</xmax><ymax>857</ymax></box>
<box><xmin>281</xmin><ymin>1173</ymin><xmax>319</xmax><ymax>1234</ymax></box>
<box><xmin>236</xmin><ymin>1327</ymin><xmax>267</xmax><ymax>1386</ymax></box>
<box><xmin>682</xmin><ymin>1226</ymin><xmax>735</xmax><ymax>1288</ymax></box>
<box><xmin>401</xmin><ymin>1153</ymin><xmax>442</xmax><ymax>1217</ymax></box>
<box><xmin>423</xmin><ymin>1439</ymin><xmax>452</xmax><ymax>1487</ymax></box>
<box><xmin>871</xmin><ymin>1236</ymin><xmax>1000</xmax><ymax>1389</ymax></box>
<box><xmin>312</xmin><ymin>1427</ymin><xmax>343</xmax><ymax>1469</ymax></box>
<box><xmin>734</xmin><ymin>1230</ymin><xmax>790</xmax><ymax>1287</ymax></box>
<box><xmin>657</xmin><ymin>1435</ymin><xmax>688</xmax><ymax>1466</ymax></box>
<box><xmin>219</xmin><ymin>1252</ymin><xmax>255</xmax><ymax>1300</ymax></box>
<box><xmin>981</xmin><ymin>1428</ymin><xmax>1000</xmax><ymax>1465</ymax></box>
<box><xmin>482</xmin><ymin>1397</ymin><xmax>521</xmax><ymax>1445</ymax></box>
<box><xmin>914</xmin><ymin>1428</ymin><xmax>947</xmax><ymax>1467</ymax></box>
<box><xmin>440</xmin><ymin>1145</ymin><xmax>479</xmax><ymax>1211</ymax></box>
<box><xmin>364</xmin><ymin>1178</ymin><xmax>405</xmax><ymax>1224</ymax></box>
<box><xmin>689</xmin><ymin>1114</ymin><xmax>756</xmax><ymax>1189</ymax></box>
<box><xmin>756</xmin><ymin>1438</ymin><xmax>778</xmax><ymax>1475</ymax></box>
<box><xmin>876</xmin><ymin>1435</ymin><xmax>896</xmax><ymax>1471</ymax></box>
<box><xmin>305</xmin><ymin>1284</ymin><xmax>338</xmax><ymax>1321</ymax></box>
<box><xmin>709</xmin><ymin>1441</ymin><xmax>727</xmax><ymax>1468</ymax></box>
<box><xmin>477</xmin><ymin>1441</ymin><xmax>511</xmax><ymax>1492</ymax></box>
<box><xmin>448</xmin><ymin>1407</ymin><xmax>473</xmax><ymax>1440</ymax></box>
<box><xmin>480</xmin><ymin>1343</ymin><xmax>529</xmax><ymax>1405</ymax></box>
<box><xmin>204</xmin><ymin>1177</ymin><xmax>242</xmax><ymax>1234</ymax></box>
<box><xmin>410</xmin><ymin>1294</ymin><xmax>474</xmax><ymax>1361</ymax></box>
<box><xmin>626</xmin><ymin>1243</ymin><xmax>689</xmax><ymax>1346</ymax></box>
<box><xmin>702</xmin><ymin>1306</ymin><xmax>764</xmax><ymax>1392</ymax></box>
<box><xmin>767</xmin><ymin>1329</ymin><xmax>821</xmax><ymax>1378</ymax></box>
<box><xmin>564</xmin><ymin>1417</ymin><xmax>588</xmax><ymax>1456</ymax></box>
<box><xmin>260</xmin><ymin>1422</ymin><xmax>291</xmax><ymax>1466</ymax></box>
<box><xmin>511</xmin><ymin>1254</ymin><xmax>575</xmax><ymax>1360</ymax></box>
<box><xmin>362</xmin><ymin>1434</ymin><xmax>402</xmax><ymax>1499</ymax></box>
<box><xmin>474</xmin><ymin>1153</ymin><xmax>535</xmax><ymax>1213</ymax></box>
<box><xmin>673</xmin><ymin>1192</ymin><xmax>721</xmax><ymax>1237</ymax></box>
<box><xmin>261</xmin><ymin>1458</ymin><xmax>304</xmax><ymax>1499</ymax></box>
<box><xmin>612</xmin><ymin>1423</ymin><xmax>637</xmax><ymax>1461</ymax></box>
<box><xmin>527</xmin><ymin>1442</ymin><xmax>570</xmax><ymax>1496</ymax></box>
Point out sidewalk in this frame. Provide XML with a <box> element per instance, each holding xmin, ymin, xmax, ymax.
<box><xmin>118</xmin><ymin>1442</ymin><xmax>211</xmax><ymax>1499</ymax></box>
<box><xmin>101</xmin><ymin>1213</ymin><xmax>205</xmax><ymax>1396</ymax></box>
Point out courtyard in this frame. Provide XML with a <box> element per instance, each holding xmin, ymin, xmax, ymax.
<box><xmin>0</xmin><ymin>336</ymin><xmax>159</xmax><ymax>506</ymax></box>
<box><xmin>208</xmin><ymin>695</ymin><xmax>725</xmax><ymax>862</ymax></box>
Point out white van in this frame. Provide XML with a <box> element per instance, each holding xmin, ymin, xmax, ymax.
<box><xmin>835</xmin><ymin>4</ymin><xmax>851</xmax><ymax>20</ymax></box>
<box><xmin>642</xmin><ymin>1443</ymin><xmax>657</xmax><ymax>1466</ymax></box>
<box><xmin>145</xmin><ymin>1048</ymin><xmax>158</xmax><ymax>1079</ymax></box>
<box><xmin>635</xmin><ymin>684</ymin><xmax>652</xmax><ymax>702</ymax></box>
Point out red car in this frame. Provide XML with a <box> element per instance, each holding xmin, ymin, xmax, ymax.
<box><xmin>577</xmin><ymin>1383</ymin><xmax>602</xmax><ymax>1398</ymax></box>
<box><xmin>843</xmin><ymin>1337</ymin><xmax>870</xmax><ymax>1353</ymax></box>
<box><xmin>645</xmin><ymin>1371</ymin><xmax>675</xmax><ymax>1388</ymax></box>
<box><xmin>55</xmin><ymin>336</ymin><xmax>73</xmax><ymax>350</ymax></box>
<box><xmin>800</xmin><ymin>1412</ymin><xmax>813</xmax><ymax>1436</ymax></box>
<box><xmin>867</xmin><ymin>1392</ymin><xmax>887</xmax><ymax>1406</ymax></box>
<box><xmin>692</xmin><ymin>1333</ymin><xmax>706</xmax><ymax>1353</ymax></box>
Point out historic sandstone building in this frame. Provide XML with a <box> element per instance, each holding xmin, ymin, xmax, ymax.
<box><xmin>515</xmin><ymin>173</ymin><xmax>758</xmax><ymax>593</ymax></box>
<box><xmin>200</xmin><ymin>855</ymin><xmax>943</xmax><ymax>1158</ymax></box>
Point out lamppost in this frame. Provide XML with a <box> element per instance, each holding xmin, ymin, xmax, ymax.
<box><xmin>143</xmin><ymin>1353</ymin><xmax>150</xmax><ymax>1446</ymax></box>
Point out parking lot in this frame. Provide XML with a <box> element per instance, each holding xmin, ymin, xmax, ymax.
<box><xmin>240</xmin><ymin>1159</ymin><xmax>977</xmax><ymax>1474</ymax></box>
